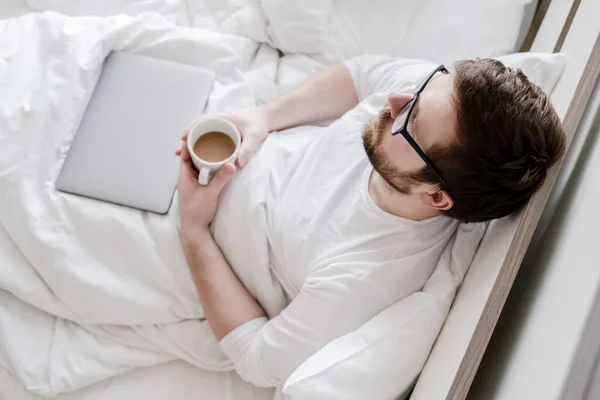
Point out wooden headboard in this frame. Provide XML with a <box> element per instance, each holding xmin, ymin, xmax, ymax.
<box><xmin>520</xmin><ymin>0</ymin><xmax>583</xmax><ymax>53</ymax></box>
<box><xmin>410</xmin><ymin>1</ymin><xmax>600</xmax><ymax>399</ymax></box>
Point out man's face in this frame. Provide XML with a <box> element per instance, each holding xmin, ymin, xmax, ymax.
<box><xmin>362</xmin><ymin>74</ymin><xmax>457</xmax><ymax>195</ymax></box>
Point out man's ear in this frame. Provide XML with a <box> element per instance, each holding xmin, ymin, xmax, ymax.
<box><xmin>419</xmin><ymin>189</ymin><xmax>453</xmax><ymax>211</ymax></box>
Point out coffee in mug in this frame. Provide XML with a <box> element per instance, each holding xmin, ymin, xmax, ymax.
<box><xmin>186</xmin><ymin>118</ymin><xmax>241</xmax><ymax>185</ymax></box>
<box><xmin>193</xmin><ymin>131</ymin><xmax>236</xmax><ymax>162</ymax></box>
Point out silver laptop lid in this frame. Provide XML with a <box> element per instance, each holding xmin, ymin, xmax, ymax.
<box><xmin>56</xmin><ymin>51</ymin><xmax>215</xmax><ymax>214</ymax></box>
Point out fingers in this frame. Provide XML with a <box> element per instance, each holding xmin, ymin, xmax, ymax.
<box><xmin>237</xmin><ymin>138</ymin><xmax>257</xmax><ymax>168</ymax></box>
<box><xmin>178</xmin><ymin>143</ymin><xmax>197</xmax><ymax>183</ymax></box>
<box><xmin>209</xmin><ymin>163</ymin><xmax>236</xmax><ymax>194</ymax></box>
<box><xmin>180</xmin><ymin>142</ymin><xmax>192</xmax><ymax>162</ymax></box>
<box><xmin>176</xmin><ymin>130</ymin><xmax>188</xmax><ymax>155</ymax></box>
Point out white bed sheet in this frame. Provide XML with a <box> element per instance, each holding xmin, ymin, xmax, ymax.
<box><xmin>0</xmin><ymin>361</ymin><xmax>274</xmax><ymax>400</ymax></box>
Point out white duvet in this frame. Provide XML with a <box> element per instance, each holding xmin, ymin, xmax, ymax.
<box><xmin>0</xmin><ymin>11</ymin><xmax>283</xmax><ymax>397</ymax></box>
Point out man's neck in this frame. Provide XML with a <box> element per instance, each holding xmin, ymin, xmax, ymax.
<box><xmin>368</xmin><ymin>171</ymin><xmax>442</xmax><ymax>222</ymax></box>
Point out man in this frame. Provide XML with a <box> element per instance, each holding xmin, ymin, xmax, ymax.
<box><xmin>175</xmin><ymin>55</ymin><xmax>565</xmax><ymax>387</ymax></box>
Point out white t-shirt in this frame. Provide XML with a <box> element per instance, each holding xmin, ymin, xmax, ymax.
<box><xmin>219</xmin><ymin>55</ymin><xmax>457</xmax><ymax>387</ymax></box>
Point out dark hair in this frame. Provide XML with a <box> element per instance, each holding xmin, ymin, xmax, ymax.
<box><xmin>415</xmin><ymin>58</ymin><xmax>566</xmax><ymax>223</ymax></box>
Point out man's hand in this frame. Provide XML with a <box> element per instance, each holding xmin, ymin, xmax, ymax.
<box><xmin>176</xmin><ymin>108</ymin><xmax>270</xmax><ymax>168</ymax></box>
<box><xmin>177</xmin><ymin>142</ymin><xmax>236</xmax><ymax>236</ymax></box>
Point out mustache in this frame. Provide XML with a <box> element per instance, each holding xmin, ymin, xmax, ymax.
<box><xmin>379</xmin><ymin>105</ymin><xmax>392</xmax><ymax>125</ymax></box>
<box><xmin>375</xmin><ymin>105</ymin><xmax>392</xmax><ymax>139</ymax></box>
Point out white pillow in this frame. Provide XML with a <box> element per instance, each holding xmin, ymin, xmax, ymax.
<box><xmin>260</xmin><ymin>0</ymin><xmax>534</xmax><ymax>65</ymax></box>
<box><xmin>495</xmin><ymin>52</ymin><xmax>567</xmax><ymax>94</ymax></box>
<box><xmin>281</xmin><ymin>53</ymin><xmax>567</xmax><ymax>400</ymax></box>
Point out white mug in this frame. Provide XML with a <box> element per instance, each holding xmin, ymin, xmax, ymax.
<box><xmin>186</xmin><ymin>118</ymin><xmax>241</xmax><ymax>185</ymax></box>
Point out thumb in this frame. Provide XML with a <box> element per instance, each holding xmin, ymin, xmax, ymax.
<box><xmin>209</xmin><ymin>163</ymin><xmax>236</xmax><ymax>194</ymax></box>
<box><xmin>237</xmin><ymin>138</ymin><xmax>257</xmax><ymax>168</ymax></box>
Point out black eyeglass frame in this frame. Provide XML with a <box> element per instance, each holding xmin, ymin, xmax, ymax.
<box><xmin>391</xmin><ymin>64</ymin><xmax>450</xmax><ymax>188</ymax></box>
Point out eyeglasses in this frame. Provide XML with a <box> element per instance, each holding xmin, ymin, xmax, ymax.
<box><xmin>391</xmin><ymin>64</ymin><xmax>450</xmax><ymax>188</ymax></box>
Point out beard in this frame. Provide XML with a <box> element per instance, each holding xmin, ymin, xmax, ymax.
<box><xmin>361</xmin><ymin>105</ymin><xmax>415</xmax><ymax>195</ymax></box>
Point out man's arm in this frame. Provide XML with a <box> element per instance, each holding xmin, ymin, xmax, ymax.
<box><xmin>179</xmin><ymin>62</ymin><xmax>358</xmax><ymax>167</ymax></box>
<box><xmin>260</xmin><ymin>62</ymin><xmax>358</xmax><ymax>131</ymax></box>
<box><xmin>177</xmin><ymin>142</ymin><xmax>265</xmax><ymax>340</ymax></box>
<box><xmin>181</xmin><ymin>228</ymin><xmax>265</xmax><ymax>339</ymax></box>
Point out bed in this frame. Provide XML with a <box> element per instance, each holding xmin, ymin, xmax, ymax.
<box><xmin>0</xmin><ymin>1</ymin><xmax>597</xmax><ymax>399</ymax></box>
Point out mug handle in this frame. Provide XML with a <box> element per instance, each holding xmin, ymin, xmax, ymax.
<box><xmin>198</xmin><ymin>167</ymin><xmax>210</xmax><ymax>185</ymax></box>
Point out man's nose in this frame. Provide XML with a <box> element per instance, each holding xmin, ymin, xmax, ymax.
<box><xmin>388</xmin><ymin>92</ymin><xmax>414</xmax><ymax>119</ymax></box>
